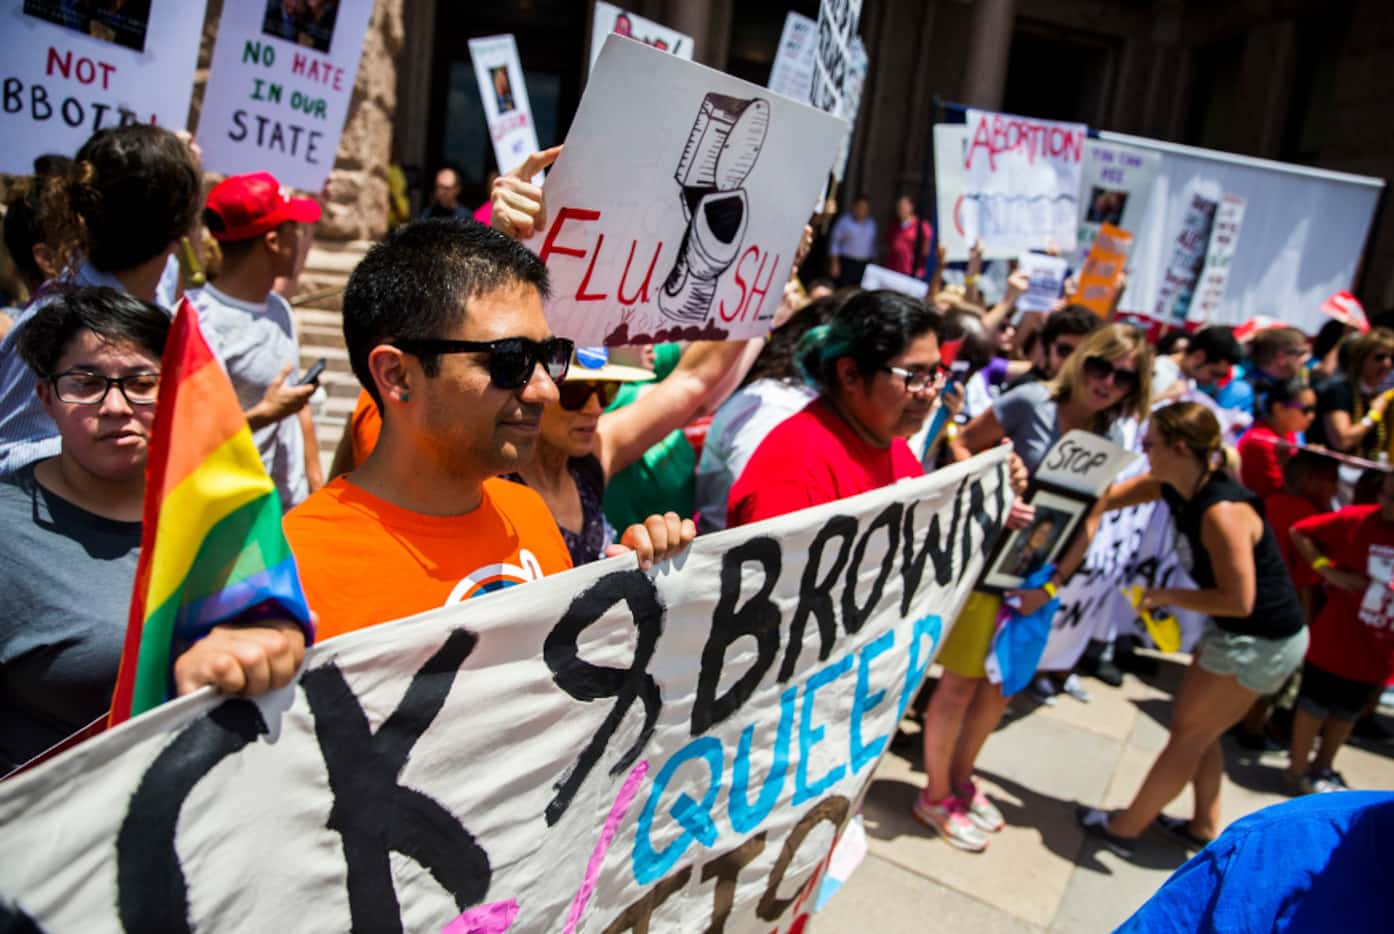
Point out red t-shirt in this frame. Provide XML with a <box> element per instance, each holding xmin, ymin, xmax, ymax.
<box><xmin>1237</xmin><ymin>423</ymin><xmax>1294</xmax><ymax>500</ymax></box>
<box><xmin>726</xmin><ymin>397</ymin><xmax>923</xmax><ymax>527</ymax></box>
<box><xmin>1263</xmin><ymin>492</ymin><xmax>1321</xmax><ymax>588</ymax></box>
<box><xmin>885</xmin><ymin>218</ymin><xmax>932</xmax><ymax>277</ymax></box>
<box><xmin>1292</xmin><ymin>504</ymin><xmax>1394</xmax><ymax>684</ymax></box>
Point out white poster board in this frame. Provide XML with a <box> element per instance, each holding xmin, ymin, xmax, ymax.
<box><xmin>1073</xmin><ymin>139</ymin><xmax>1160</xmax><ymax>265</ymax></box>
<box><xmin>588</xmin><ymin>2</ymin><xmax>692</xmax><ymax>71</ymax></box>
<box><xmin>0</xmin><ymin>449</ymin><xmax>1012</xmax><ymax>933</ymax></box>
<box><xmin>0</xmin><ymin>0</ymin><xmax>206</xmax><ymax>174</ymax></box>
<box><xmin>767</xmin><ymin>11</ymin><xmax>818</xmax><ymax>104</ymax></box>
<box><xmin>810</xmin><ymin>0</ymin><xmax>863</xmax><ymax>181</ymax></box>
<box><xmin>1106</xmin><ymin>131</ymin><xmax>1384</xmax><ymax>332</ymax></box>
<box><xmin>1015</xmin><ymin>252</ymin><xmax>1068</xmax><ymax>313</ymax></box>
<box><xmin>539</xmin><ymin>37</ymin><xmax>847</xmax><ymax>347</ymax></box>
<box><xmin>196</xmin><ymin>0</ymin><xmax>373</xmax><ymax>192</ymax></box>
<box><xmin>468</xmin><ymin>34</ymin><xmax>541</xmax><ymax>182</ymax></box>
<box><xmin>1033</xmin><ymin>430</ymin><xmax>1137</xmax><ymax>497</ymax></box>
<box><xmin>1188</xmin><ymin>194</ymin><xmax>1246</xmax><ymax>324</ymax></box>
<box><xmin>860</xmin><ymin>263</ymin><xmax>929</xmax><ymax>299</ymax></box>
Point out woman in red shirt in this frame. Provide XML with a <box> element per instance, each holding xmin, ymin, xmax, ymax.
<box><xmin>1237</xmin><ymin>377</ymin><xmax>1315</xmax><ymax>498</ymax></box>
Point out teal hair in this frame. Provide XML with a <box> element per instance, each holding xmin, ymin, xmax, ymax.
<box><xmin>795</xmin><ymin>322</ymin><xmax>854</xmax><ymax>387</ymax></box>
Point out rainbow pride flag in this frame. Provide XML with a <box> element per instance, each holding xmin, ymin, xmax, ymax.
<box><xmin>109</xmin><ymin>299</ymin><xmax>313</xmax><ymax>724</ymax></box>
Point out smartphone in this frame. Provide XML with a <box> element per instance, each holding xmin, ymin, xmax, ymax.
<box><xmin>299</xmin><ymin>358</ymin><xmax>327</xmax><ymax>386</ymax></box>
<box><xmin>943</xmin><ymin>358</ymin><xmax>972</xmax><ymax>395</ymax></box>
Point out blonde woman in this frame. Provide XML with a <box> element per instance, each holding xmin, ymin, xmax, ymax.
<box><xmin>1310</xmin><ymin>326</ymin><xmax>1394</xmax><ymax>459</ymax></box>
<box><xmin>917</xmin><ymin>324</ymin><xmax>1153</xmax><ymax>851</ymax></box>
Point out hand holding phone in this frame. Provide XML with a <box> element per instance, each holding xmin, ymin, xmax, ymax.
<box><xmin>299</xmin><ymin>358</ymin><xmax>327</xmax><ymax>387</ymax></box>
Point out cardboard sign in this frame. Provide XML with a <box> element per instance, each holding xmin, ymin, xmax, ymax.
<box><xmin>767</xmin><ymin>11</ymin><xmax>818</xmax><ymax>104</ymax></box>
<box><xmin>1188</xmin><ymin>194</ymin><xmax>1246</xmax><ymax>323</ymax></box>
<box><xmin>960</xmin><ymin>109</ymin><xmax>1088</xmax><ymax>257</ymax></box>
<box><xmin>0</xmin><ymin>0</ymin><xmax>207</xmax><ymax>174</ymax></box>
<box><xmin>196</xmin><ymin>0</ymin><xmax>373</xmax><ymax>192</ymax></box>
<box><xmin>859</xmin><ymin>262</ymin><xmax>929</xmax><ymax>299</ymax></box>
<box><xmin>0</xmin><ymin>448</ymin><xmax>1013</xmax><ymax>933</ymax></box>
<box><xmin>1033</xmin><ymin>430</ymin><xmax>1137</xmax><ymax>498</ymax></box>
<box><xmin>1151</xmin><ymin>183</ymin><xmax>1219</xmax><ymax>325</ymax></box>
<box><xmin>1015</xmin><ymin>252</ymin><xmax>1068</xmax><ymax>313</ymax></box>
<box><xmin>538</xmin><ymin>37</ymin><xmax>847</xmax><ymax>347</ymax></box>
<box><xmin>468</xmin><ymin>35</ymin><xmax>541</xmax><ymax>181</ymax></box>
<box><xmin>588</xmin><ymin>2</ymin><xmax>692</xmax><ymax>70</ymax></box>
<box><xmin>811</xmin><ymin>0</ymin><xmax>863</xmax><ymax>181</ymax></box>
<box><xmin>1072</xmin><ymin>140</ymin><xmax>1159</xmax><ymax>265</ymax></box>
<box><xmin>1074</xmin><ymin>224</ymin><xmax>1134</xmax><ymax>317</ymax></box>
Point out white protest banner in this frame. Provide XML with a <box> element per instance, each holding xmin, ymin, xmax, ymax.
<box><xmin>1033</xmin><ymin>429</ymin><xmax>1138</xmax><ymax>497</ymax></box>
<box><xmin>196</xmin><ymin>0</ymin><xmax>373</xmax><ymax>192</ymax></box>
<box><xmin>1188</xmin><ymin>194</ymin><xmax>1246</xmax><ymax>324</ymax></box>
<box><xmin>468</xmin><ymin>35</ymin><xmax>542</xmax><ymax>182</ymax></box>
<box><xmin>588</xmin><ymin>1</ymin><xmax>692</xmax><ymax>71</ymax></box>
<box><xmin>1015</xmin><ymin>252</ymin><xmax>1068</xmax><ymax>313</ymax></box>
<box><xmin>0</xmin><ymin>0</ymin><xmax>206</xmax><ymax>174</ymax></box>
<box><xmin>538</xmin><ymin>37</ymin><xmax>846</xmax><ymax>347</ymax></box>
<box><xmin>0</xmin><ymin>448</ymin><xmax>1012</xmax><ymax>933</ymax></box>
<box><xmin>960</xmin><ymin>109</ymin><xmax>1088</xmax><ymax>259</ymax></box>
<box><xmin>1072</xmin><ymin>139</ymin><xmax>1160</xmax><ymax>265</ymax></box>
<box><xmin>860</xmin><ymin>262</ymin><xmax>929</xmax><ymax>299</ymax></box>
<box><xmin>811</xmin><ymin>0</ymin><xmax>863</xmax><ymax>181</ymax></box>
<box><xmin>1151</xmin><ymin>183</ymin><xmax>1219</xmax><ymax>325</ymax></box>
<box><xmin>767</xmin><ymin>11</ymin><xmax>818</xmax><ymax>104</ymax></box>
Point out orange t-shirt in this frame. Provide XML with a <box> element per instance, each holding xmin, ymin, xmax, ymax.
<box><xmin>349</xmin><ymin>389</ymin><xmax>382</xmax><ymax>467</ymax></box>
<box><xmin>283</xmin><ymin>476</ymin><xmax>572</xmax><ymax>641</ymax></box>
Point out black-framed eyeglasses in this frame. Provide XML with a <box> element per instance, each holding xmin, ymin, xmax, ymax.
<box><xmin>558</xmin><ymin>379</ymin><xmax>621</xmax><ymax>412</ymax></box>
<box><xmin>392</xmin><ymin>336</ymin><xmax>574</xmax><ymax>390</ymax></box>
<box><xmin>1082</xmin><ymin>355</ymin><xmax>1139</xmax><ymax>392</ymax></box>
<box><xmin>49</xmin><ymin>370</ymin><xmax>160</xmax><ymax>406</ymax></box>
<box><xmin>882</xmin><ymin>363</ymin><xmax>947</xmax><ymax>394</ymax></box>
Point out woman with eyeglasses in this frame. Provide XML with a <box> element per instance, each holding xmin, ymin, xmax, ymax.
<box><xmin>1076</xmin><ymin>402</ymin><xmax>1307</xmax><ymax>857</ymax></box>
<box><xmin>1309</xmin><ymin>327</ymin><xmax>1394</xmax><ymax>459</ymax></box>
<box><xmin>0</xmin><ymin>287</ymin><xmax>307</xmax><ymax>773</ymax></box>
<box><xmin>1237</xmin><ymin>377</ymin><xmax>1317</xmax><ymax>499</ymax></box>
<box><xmin>918</xmin><ymin>323</ymin><xmax>1152</xmax><ymax>852</ymax></box>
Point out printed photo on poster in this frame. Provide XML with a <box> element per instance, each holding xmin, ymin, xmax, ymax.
<box><xmin>1085</xmin><ymin>186</ymin><xmax>1127</xmax><ymax>225</ymax></box>
<box><xmin>24</xmin><ymin>0</ymin><xmax>151</xmax><ymax>52</ymax></box>
<box><xmin>262</xmin><ymin>0</ymin><xmax>340</xmax><ymax>54</ymax></box>
<box><xmin>489</xmin><ymin>65</ymin><xmax>516</xmax><ymax>114</ymax></box>
<box><xmin>980</xmin><ymin>482</ymin><xmax>1092</xmax><ymax>592</ymax></box>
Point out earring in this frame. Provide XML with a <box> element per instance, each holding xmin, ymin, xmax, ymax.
<box><xmin>400</xmin><ymin>392</ymin><xmax>410</xmax><ymax>403</ymax></box>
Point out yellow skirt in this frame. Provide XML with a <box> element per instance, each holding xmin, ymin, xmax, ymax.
<box><xmin>937</xmin><ymin>591</ymin><xmax>1002</xmax><ymax>679</ymax></box>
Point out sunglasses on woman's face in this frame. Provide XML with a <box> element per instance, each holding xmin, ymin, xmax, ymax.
<box><xmin>1082</xmin><ymin>355</ymin><xmax>1139</xmax><ymax>392</ymax></box>
<box><xmin>557</xmin><ymin>379</ymin><xmax>621</xmax><ymax>411</ymax></box>
<box><xmin>1279</xmin><ymin>401</ymin><xmax>1316</xmax><ymax>415</ymax></box>
<box><xmin>392</xmin><ymin>336</ymin><xmax>574</xmax><ymax>390</ymax></box>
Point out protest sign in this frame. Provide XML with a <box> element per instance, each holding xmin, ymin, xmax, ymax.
<box><xmin>538</xmin><ymin>37</ymin><xmax>846</xmax><ymax>347</ymax></box>
<box><xmin>860</xmin><ymin>263</ymin><xmax>929</xmax><ymax>299</ymax></box>
<box><xmin>1015</xmin><ymin>252</ymin><xmax>1068</xmax><ymax>313</ymax></box>
<box><xmin>959</xmin><ymin>109</ymin><xmax>1088</xmax><ymax>258</ymax></box>
<box><xmin>1074</xmin><ymin>224</ymin><xmax>1134</xmax><ymax>317</ymax></box>
<box><xmin>1072</xmin><ymin>140</ymin><xmax>1159</xmax><ymax>264</ymax></box>
<box><xmin>1188</xmin><ymin>194</ymin><xmax>1246</xmax><ymax>323</ymax></box>
<box><xmin>810</xmin><ymin>0</ymin><xmax>863</xmax><ymax>181</ymax></box>
<box><xmin>0</xmin><ymin>0</ymin><xmax>206</xmax><ymax>174</ymax></box>
<box><xmin>588</xmin><ymin>2</ymin><xmax>692</xmax><ymax>71</ymax></box>
<box><xmin>1033</xmin><ymin>429</ymin><xmax>1137</xmax><ymax>498</ymax></box>
<box><xmin>1152</xmin><ymin>183</ymin><xmax>1220</xmax><ymax>325</ymax></box>
<box><xmin>468</xmin><ymin>35</ymin><xmax>542</xmax><ymax>182</ymax></box>
<box><xmin>0</xmin><ymin>448</ymin><xmax>1012</xmax><ymax>934</ymax></box>
<box><xmin>196</xmin><ymin>0</ymin><xmax>373</xmax><ymax>192</ymax></box>
<box><xmin>767</xmin><ymin>11</ymin><xmax>818</xmax><ymax>104</ymax></box>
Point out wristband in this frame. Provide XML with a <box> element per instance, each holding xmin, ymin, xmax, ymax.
<box><xmin>964</xmin><ymin>274</ymin><xmax>978</xmax><ymax>286</ymax></box>
<box><xmin>1041</xmin><ymin>581</ymin><xmax>1058</xmax><ymax>599</ymax></box>
<box><xmin>1311</xmin><ymin>556</ymin><xmax>1332</xmax><ymax>573</ymax></box>
<box><xmin>1369</xmin><ymin>409</ymin><xmax>1384</xmax><ymax>425</ymax></box>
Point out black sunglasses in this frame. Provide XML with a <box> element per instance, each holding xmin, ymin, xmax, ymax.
<box><xmin>558</xmin><ymin>379</ymin><xmax>621</xmax><ymax>411</ymax></box>
<box><xmin>392</xmin><ymin>336</ymin><xmax>574</xmax><ymax>390</ymax></box>
<box><xmin>1082</xmin><ymin>355</ymin><xmax>1139</xmax><ymax>391</ymax></box>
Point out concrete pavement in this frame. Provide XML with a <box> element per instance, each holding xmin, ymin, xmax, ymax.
<box><xmin>817</xmin><ymin>652</ymin><xmax>1394</xmax><ymax>932</ymax></box>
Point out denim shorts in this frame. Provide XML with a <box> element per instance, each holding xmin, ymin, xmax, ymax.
<box><xmin>1196</xmin><ymin>623</ymin><xmax>1309</xmax><ymax>695</ymax></box>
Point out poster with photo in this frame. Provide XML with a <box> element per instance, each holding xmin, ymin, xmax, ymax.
<box><xmin>587</xmin><ymin>1</ymin><xmax>691</xmax><ymax>71</ymax></box>
<box><xmin>1</xmin><ymin>0</ymin><xmax>206</xmax><ymax>174</ymax></box>
<box><xmin>468</xmin><ymin>34</ymin><xmax>541</xmax><ymax>182</ymax></box>
<box><xmin>196</xmin><ymin>0</ymin><xmax>373</xmax><ymax>191</ymax></box>
<box><xmin>980</xmin><ymin>482</ymin><xmax>1092</xmax><ymax>592</ymax></box>
<box><xmin>1071</xmin><ymin>140</ymin><xmax>1159</xmax><ymax>265</ymax></box>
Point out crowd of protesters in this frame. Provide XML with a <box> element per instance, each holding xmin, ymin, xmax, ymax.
<box><xmin>0</xmin><ymin>125</ymin><xmax>1391</xmax><ymax>890</ymax></box>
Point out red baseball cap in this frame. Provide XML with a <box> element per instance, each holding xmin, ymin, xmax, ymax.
<box><xmin>205</xmin><ymin>172</ymin><xmax>321</xmax><ymax>242</ymax></box>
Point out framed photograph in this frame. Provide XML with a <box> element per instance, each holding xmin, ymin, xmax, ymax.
<box><xmin>979</xmin><ymin>481</ymin><xmax>1094</xmax><ymax>594</ymax></box>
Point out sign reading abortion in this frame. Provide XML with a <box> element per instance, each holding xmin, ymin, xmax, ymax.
<box><xmin>539</xmin><ymin>37</ymin><xmax>846</xmax><ymax>347</ymax></box>
<box><xmin>196</xmin><ymin>0</ymin><xmax>373</xmax><ymax>191</ymax></box>
<box><xmin>0</xmin><ymin>449</ymin><xmax>1011</xmax><ymax>933</ymax></box>
<box><xmin>0</xmin><ymin>0</ymin><xmax>206</xmax><ymax>174</ymax></box>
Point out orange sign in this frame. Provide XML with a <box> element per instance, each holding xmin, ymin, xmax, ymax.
<box><xmin>1075</xmin><ymin>223</ymin><xmax>1133</xmax><ymax>317</ymax></box>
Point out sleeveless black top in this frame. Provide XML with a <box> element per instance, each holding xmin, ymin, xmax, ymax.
<box><xmin>506</xmin><ymin>454</ymin><xmax>615</xmax><ymax>567</ymax></box>
<box><xmin>1160</xmin><ymin>472</ymin><xmax>1305</xmax><ymax>639</ymax></box>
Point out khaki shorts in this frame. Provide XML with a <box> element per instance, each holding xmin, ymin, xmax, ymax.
<box><xmin>1195</xmin><ymin>623</ymin><xmax>1309</xmax><ymax>695</ymax></box>
<box><xmin>938</xmin><ymin>591</ymin><xmax>1001</xmax><ymax>679</ymax></box>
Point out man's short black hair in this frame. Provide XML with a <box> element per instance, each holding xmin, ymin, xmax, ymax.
<box><xmin>1187</xmin><ymin>326</ymin><xmax>1243</xmax><ymax>366</ymax></box>
<box><xmin>1040</xmin><ymin>305</ymin><xmax>1102</xmax><ymax>351</ymax></box>
<box><xmin>343</xmin><ymin>218</ymin><xmax>551</xmax><ymax>407</ymax></box>
<box><xmin>16</xmin><ymin>286</ymin><xmax>169</xmax><ymax>377</ymax></box>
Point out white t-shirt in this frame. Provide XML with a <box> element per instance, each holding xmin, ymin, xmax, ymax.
<box><xmin>187</xmin><ymin>285</ymin><xmax>307</xmax><ymax>510</ymax></box>
<box><xmin>694</xmin><ymin>378</ymin><xmax>818</xmax><ymax>533</ymax></box>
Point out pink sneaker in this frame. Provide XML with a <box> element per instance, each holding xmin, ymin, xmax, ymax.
<box><xmin>912</xmin><ymin>788</ymin><xmax>989</xmax><ymax>852</ymax></box>
<box><xmin>955</xmin><ymin>779</ymin><xmax>1006</xmax><ymax>834</ymax></box>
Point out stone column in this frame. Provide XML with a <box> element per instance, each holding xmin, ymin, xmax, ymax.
<box><xmin>959</xmin><ymin>0</ymin><xmax>1017</xmax><ymax>111</ymax></box>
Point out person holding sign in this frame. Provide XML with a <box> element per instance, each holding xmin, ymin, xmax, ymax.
<box><xmin>924</xmin><ymin>324</ymin><xmax>1151</xmax><ymax>851</ymax></box>
<box><xmin>1075</xmin><ymin>402</ymin><xmax>1307</xmax><ymax>856</ymax></box>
